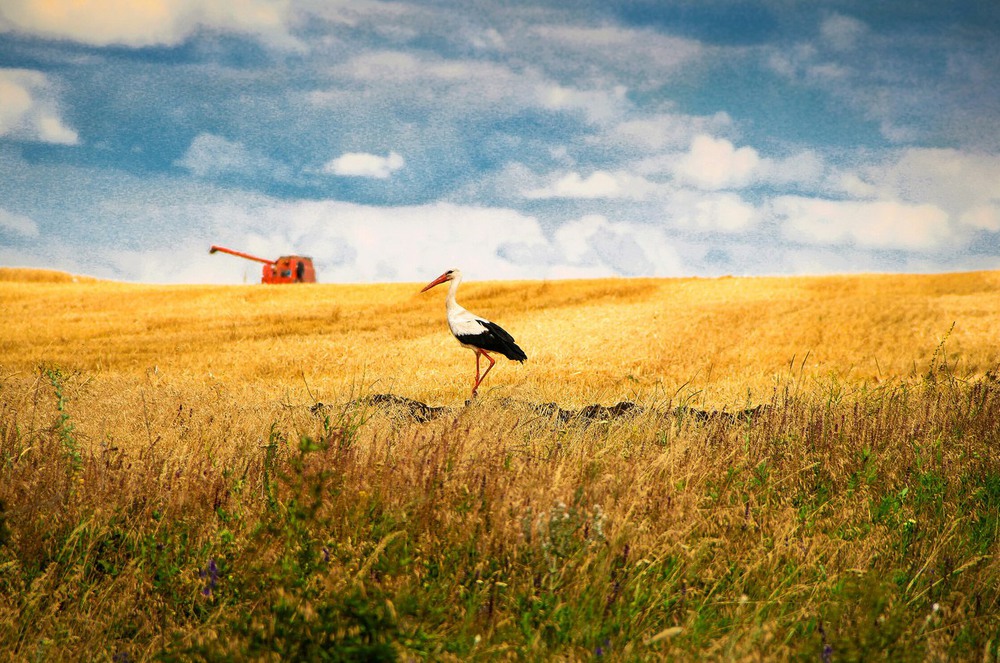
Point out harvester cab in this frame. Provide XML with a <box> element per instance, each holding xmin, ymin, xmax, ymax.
<box><xmin>209</xmin><ymin>245</ymin><xmax>316</xmax><ymax>284</ymax></box>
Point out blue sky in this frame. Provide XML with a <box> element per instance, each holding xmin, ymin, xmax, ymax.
<box><xmin>1</xmin><ymin>0</ymin><xmax>998</xmax><ymax>283</ymax></box>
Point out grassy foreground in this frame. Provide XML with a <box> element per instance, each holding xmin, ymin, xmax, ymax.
<box><xmin>1</xmin><ymin>269</ymin><xmax>999</xmax><ymax>660</ymax></box>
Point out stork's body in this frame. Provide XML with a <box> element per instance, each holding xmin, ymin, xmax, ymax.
<box><xmin>422</xmin><ymin>269</ymin><xmax>526</xmax><ymax>398</ymax></box>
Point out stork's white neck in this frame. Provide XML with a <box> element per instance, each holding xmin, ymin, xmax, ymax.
<box><xmin>446</xmin><ymin>270</ymin><xmax>464</xmax><ymax>314</ymax></box>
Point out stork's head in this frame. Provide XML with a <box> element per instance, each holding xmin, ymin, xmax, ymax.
<box><xmin>420</xmin><ymin>268</ymin><xmax>460</xmax><ymax>292</ymax></box>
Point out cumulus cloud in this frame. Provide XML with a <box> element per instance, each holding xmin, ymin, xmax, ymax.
<box><xmin>672</xmin><ymin>135</ymin><xmax>761</xmax><ymax>190</ymax></box>
<box><xmin>0</xmin><ymin>208</ymin><xmax>39</xmax><ymax>237</ymax></box>
<box><xmin>0</xmin><ymin>69</ymin><xmax>78</xmax><ymax>144</ymax></box>
<box><xmin>230</xmin><ymin>200</ymin><xmax>553</xmax><ymax>283</ymax></box>
<box><xmin>775</xmin><ymin>197</ymin><xmax>952</xmax><ymax>251</ymax></box>
<box><xmin>805</xmin><ymin>147</ymin><xmax>1000</xmax><ymax>243</ymax></box>
<box><xmin>175</xmin><ymin>133</ymin><xmax>291</xmax><ymax>180</ymax></box>
<box><xmin>960</xmin><ymin>205</ymin><xmax>1000</xmax><ymax>232</ymax></box>
<box><xmin>865</xmin><ymin>148</ymin><xmax>1000</xmax><ymax>216</ymax></box>
<box><xmin>524</xmin><ymin>170</ymin><xmax>633</xmax><ymax>199</ymax></box>
<box><xmin>322</xmin><ymin>151</ymin><xmax>405</xmax><ymax>179</ymax></box>
<box><xmin>0</xmin><ymin>0</ymin><xmax>298</xmax><ymax>49</ymax></box>
<box><xmin>667</xmin><ymin>191</ymin><xmax>761</xmax><ymax>233</ymax></box>
<box><xmin>637</xmin><ymin>137</ymin><xmax>831</xmax><ymax>194</ymax></box>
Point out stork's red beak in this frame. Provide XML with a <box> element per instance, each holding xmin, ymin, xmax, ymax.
<box><xmin>421</xmin><ymin>272</ymin><xmax>450</xmax><ymax>292</ymax></box>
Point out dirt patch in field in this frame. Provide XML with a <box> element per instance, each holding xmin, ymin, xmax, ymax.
<box><xmin>314</xmin><ymin>393</ymin><xmax>768</xmax><ymax>425</ymax></box>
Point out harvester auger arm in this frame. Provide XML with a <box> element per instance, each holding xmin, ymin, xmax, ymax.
<box><xmin>209</xmin><ymin>245</ymin><xmax>276</xmax><ymax>266</ymax></box>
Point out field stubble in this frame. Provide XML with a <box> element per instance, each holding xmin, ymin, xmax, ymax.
<box><xmin>1</xmin><ymin>269</ymin><xmax>999</xmax><ymax>660</ymax></box>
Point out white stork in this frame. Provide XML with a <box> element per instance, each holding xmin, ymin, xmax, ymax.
<box><xmin>421</xmin><ymin>268</ymin><xmax>527</xmax><ymax>398</ymax></box>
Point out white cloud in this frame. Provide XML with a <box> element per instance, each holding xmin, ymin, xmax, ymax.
<box><xmin>0</xmin><ymin>69</ymin><xmax>78</xmax><ymax>144</ymax></box>
<box><xmin>320</xmin><ymin>51</ymin><xmax>550</xmax><ymax>117</ymax></box>
<box><xmin>334</xmin><ymin>51</ymin><xmax>521</xmax><ymax>90</ymax></box>
<box><xmin>822</xmin><ymin>147</ymin><xmax>1000</xmax><ymax>238</ymax></box>
<box><xmin>641</xmin><ymin>136</ymin><xmax>853</xmax><ymax>196</ymax></box>
<box><xmin>667</xmin><ymin>191</ymin><xmax>761</xmax><ymax>233</ymax></box>
<box><xmin>607</xmin><ymin>111</ymin><xmax>733</xmax><ymax>153</ymax></box>
<box><xmin>530</xmin><ymin>24</ymin><xmax>704</xmax><ymax>90</ymax></box>
<box><xmin>552</xmin><ymin>215</ymin><xmax>606</xmax><ymax>264</ymax></box>
<box><xmin>832</xmin><ymin>171</ymin><xmax>879</xmax><ymax>199</ymax></box>
<box><xmin>318</xmin><ymin>24</ymin><xmax>703</xmax><ymax>131</ymax></box>
<box><xmin>171</xmin><ymin>193</ymin><xmax>687</xmax><ymax>283</ymax></box>
<box><xmin>806</xmin><ymin>62</ymin><xmax>851</xmax><ymax>82</ymax></box>
<box><xmin>559</xmin><ymin>215</ymin><xmax>684</xmax><ymax>277</ymax></box>
<box><xmin>820</xmin><ymin>14</ymin><xmax>868</xmax><ymax>52</ymax></box>
<box><xmin>175</xmin><ymin>133</ymin><xmax>291</xmax><ymax>180</ymax></box>
<box><xmin>230</xmin><ymin>200</ymin><xmax>550</xmax><ymax>283</ymax></box>
<box><xmin>0</xmin><ymin>0</ymin><xmax>299</xmax><ymax>49</ymax></box>
<box><xmin>526</xmin><ymin>171</ymin><xmax>613</xmax><ymax>199</ymax></box>
<box><xmin>960</xmin><ymin>205</ymin><xmax>1000</xmax><ymax>232</ymax></box>
<box><xmin>322</xmin><ymin>151</ymin><xmax>405</xmax><ymax>179</ymax></box>
<box><xmin>501</xmin><ymin>214</ymin><xmax>685</xmax><ymax>278</ymax></box>
<box><xmin>523</xmin><ymin>169</ymin><xmax>659</xmax><ymax>200</ymax></box>
<box><xmin>672</xmin><ymin>135</ymin><xmax>761</xmax><ymax>190</ymax></box>
<box><xmin>537</xmin><ymin>83</ymin><xmax>629</xmax><ymax>124</ymax></box>
<box><xmin>337</xmin><ymin>51</ymin><xmax>432</xmax><ymax>82</ymax></box>
<box><xmin>768</xmin><ymin>13</ymin><xmax>999</xmax><ymax>148</ymax></box>
<box><xmin>638</xmin><ymin>139</ymin><xmax>830</xmax><ymax>192</ymax></box>
<box><xmin>326</xmin><ymin>50</ymin><xmax>635</xmax><ymax>127</ymax></box>
<box><xmin>766</xmin><ymin>44</ymin><xmax>814</xmax><ymax>79</ymax></box>
<box><xmin>866</xmin><ymin>148</ymin><xmax>1000</xmax><ymax>215</ymax></box>
<box><xmin>0</xmin><ymin>208</ymin><xmax>39</xmax><ymax>237</ymax></box>
<box><xmin>758</xmin><ymin>150</ymin><xmax>826</xmax><ymax>188</ymax></box>
<box><xmin>469</xmin><ymin>27</ymin><xmax>506</xmax><ymax>51</ymax></box>
<box><xmin>775</xmin><ymin>197</ymin><xmax>952</xmax><ymax>251</ymax></box>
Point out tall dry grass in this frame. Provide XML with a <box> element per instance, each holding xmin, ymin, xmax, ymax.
<box><xmin>1</xmin><ymin>269</ymin><xmax>999</xmax><ymax>660</ymax></box>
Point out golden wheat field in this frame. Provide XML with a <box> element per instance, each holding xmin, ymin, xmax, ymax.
<box><xmin>1</xmin><ymin>267</ymin><xmax>999</xmax><ymax>660</ymax></box>
<box><xmin>3</xmin><ymin>268</ymin><xmax>998</xmax><ymax>402</ymax></box>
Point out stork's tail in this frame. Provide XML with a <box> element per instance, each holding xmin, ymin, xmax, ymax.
<box><xmin>479</xmin><ymin>320</ymin><xmax>527</xmax><ymax>362</ymax></box>
<box><xmin>504</xmin><ymin>342</ymin><xmax>527</xmax><ymax>363</ymax></box>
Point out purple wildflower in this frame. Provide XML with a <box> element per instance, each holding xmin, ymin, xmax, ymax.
<box><xmin>200</xmin><ymin>558</ymin><xmax>220</xmax><ymax>597</ymax></box>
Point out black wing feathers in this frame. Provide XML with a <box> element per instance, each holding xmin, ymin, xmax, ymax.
<box><xmin>456</xmin><ymin>320</ymin><xmax>527</xmax><ymax>362</ymax></box>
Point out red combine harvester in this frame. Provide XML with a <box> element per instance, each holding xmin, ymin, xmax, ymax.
<box><xmin>209</xmin><ymin>245</ymin><xmax>316</xmax><ymax>284</ymax></box>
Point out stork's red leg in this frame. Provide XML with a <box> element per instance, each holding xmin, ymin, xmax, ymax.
<box><xmin>472</xmin><ymin>350</ymin><xmax>482</xmax><ymax>397</ymax></box>
<box><xmin>473</xmin><ymin>351</ymin><xmax>496</xmax><ymax>396</ymax></box>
